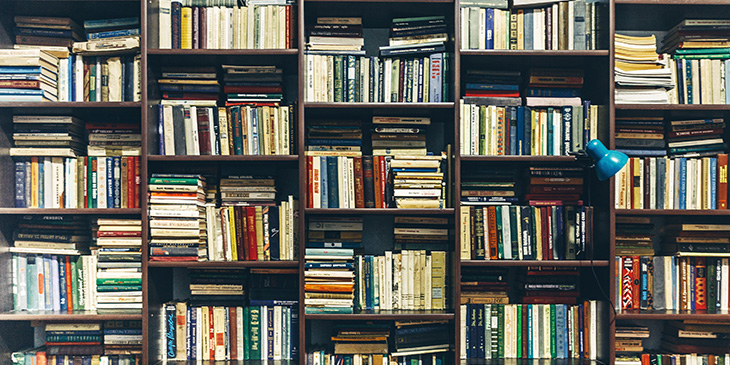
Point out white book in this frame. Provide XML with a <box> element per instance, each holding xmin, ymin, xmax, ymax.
<box><xmin>95</xmin><ymin>58</ymin><xmax>102</xmax><ymax>101</ymax></box>
<box><xmin>337</xmin><ymin>156</ymin><xmax>346</xmax><ymax>208</ymax></box>
<box><xmin>162</xmin><ymin>105</ymin><xmax>175</xmax><ymax>155</ymax></box>
<box><xmin>58</xmin><ymin>58</ymin><xmax>68</xmax><ymax>102</ymax></box>
<box><xmin>501</xmin><ymin>205</ymin><xmax>512</xmax><ymax>259</ymax></box>
<box><xmin>97</xmin><ymin>158</ymin><xmax>107</xmax><ymax>208</ymax></box>
<box><xmin>568</xmin><ymin>1</ymin><xmax>575</xmax><ymax>50</ymax></box>
<box><xmin>108</xmin><ymin>57</ymin><xmax>122</xmax><ymax>102</ymax></box>
<box><xmin>425</xmin><ymin>255</ymin><xmax>432</xmax><ymax>310</ymax></box>
<box><xmin>347</xmin><ymin>157</ymin><xmax>355</xmax><ymax>208</ymax></box>
<box><xmin>159</xmin><ymin>0</ymin><xmax>172</xmax><ymax>48</ymax></box>
<box><xmin>74</xmin><ymin>55</ymin><xmax>84</xmax><ymax>101</ymax></box>
<box><xmin>68</xmin><ymin>158</ymin><xmax>77</xmax><ymax>208</ymax></box>
<box><xmin>191</xmin><ymin>106</ymin><xmax>200</xmax><ymax>155</ymax></box>
<box><xmin>236</xmin><ymin>307</ymin><xmax>244</xmax><ymax>359</ymax></box>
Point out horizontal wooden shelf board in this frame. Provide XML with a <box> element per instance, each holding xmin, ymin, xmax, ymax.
<box><xmin>460</xmin><ymin>156</ymin><xmax>578</xmax><ymax>162</ymax></box>
<box><xmin>305</xmin><ymin>208</ymin><xmax>455</xmax><ymax>215</ymax></box>
<box><xmin>0</xmin><ymin>208</ymin><xmax>142</xmax><ymax>215</ymax></box>
<box><xmin>148</xmin><ymin>260</ymin><xmax>299</xmax><ymax>268</ymax></box>
<box><xmin>303</xmin><ymin>102</ymin><xmax>455</xmax><ymax>109</ymax></box>
<box><xmin>148</xmin><ymin>49</ymin><xmax>298</xmax><ymax>56</ymax></box>
<box><xmin>616</xmin><ymin>0</ymin><xmax>727</xmax><ymax>4</ymax></box>
<box><xmin>305</xmin><ymin>310</ymin><xmax>453</xmax><ymax>320</ymax></box>
<box><xmin>0</xmin><ymin>102</ymin><xmax>142</xmax><ymax>108</ymax></box>
<box><xmin>616</xmin><ymin>310</ymin><xmax>730</xmax><ymax>320</ymax></box>
<box><xmin>0</xmin><ymin>310</ymin><xmax>142</xmax><ymax>321</ymax></box>
<box><xmin>305</xmin><ymin>0</ymin><xmax>452</xmax><ymax>2</ymax></box>
<box><xmin>156</xmin><ymin>360</ymin><xmax>297</xmax><ymax>365</ymax></box>
<box><xmin>615</xmin><ymin>104</ymin><xmax>730</xmax><ymax>111</ymax></box>
<box><xmin>615</xmin><ymin>209</ymin><xmax>730</xmax><ymax>216</ymax></box>
<box><xmin>461</xmin><ymin>260</ymin><xmax>609</xmax><ymax>267</ymax></box>
<box><xmin>460</xmin><ymin>50</ymin><xmax>609</xmax><ymax>57</ymax></box>
<box><xmin>460</xmin><ymin>360</ymin><xmax>604</xmax><ymax>365</ymax></box>
<box><xmin>148</xmin><ymin>155</ymin><xmax>299</xmax><ymax>162</ymax></box>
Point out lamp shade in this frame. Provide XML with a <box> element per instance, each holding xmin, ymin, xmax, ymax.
<box><xmin>585</xmin><ymin>139</ymin><xmax>629</xmax><ymax>181</ymax></box>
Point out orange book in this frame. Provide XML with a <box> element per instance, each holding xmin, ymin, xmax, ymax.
<box><xmin>353</xmin><ymin>156</ymin><xmax>364</xmax><ymax>208</ymax></box>
<box><xmin>246</xmin><ymin>206</ymin><xmax>257</xmax><ymax>261</ymax></box>
<box><xmin>696</xmin><ymin>257</ymin><xmax>707</xmax><ymax>310</ymax></box>
<box><xmin>304</xmin><ymin>284</ymin><xmax>354</xmax><ymax>293</ymax></box>
<box><xmin>373</xmin><ymin>156</ymin><xmax>382</xmax><ymax>209</ymax></box>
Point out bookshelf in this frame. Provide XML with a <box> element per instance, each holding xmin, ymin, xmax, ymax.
<box><xmin>611</xmin><ymin>1</ymin><xmax>730</xmax><ymax>364</ymax></box>
<box><xmin>11</xmin><ymin>0</ymin><xmax>730</xmax><ymax>363</ymax></box>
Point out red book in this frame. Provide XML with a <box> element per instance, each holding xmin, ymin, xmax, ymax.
<box><xmin>200</xmin><ymin>7</ymin><xmax>207</xmax><ymax>49</ymax></box>
<box><xmin>546</xmin><ymin>207</ymin><xmax>554</xmax><ymax>260</ymax></box>
<box><xmin>0</xmin><ymin>80</ymin><xmax>40</xmax><ymax>89</ymax></box>
<box><xmin>718</xmin><ymin>154</ymin><xmax>728</xmax><ymax>209</ymax></box>
<box><xmin>134</xmin><ymin>156</ymin><xmax>140</xmax><ymax>208</ymax></box>
<box><xmin>125</xmin><ymin>157</ymin><xmax>132</xmax><ymax>209</ymax></box>
<box><xmin>696</xmin><ymin>257</ymin><xmax>707</xmax><ymax>310</ymax></box>
<box><xmin>353</xmin><ymin>157</ymin><xmax>364</xmax><ymax>208</ymax></box>
<box><xmin>621</xmin><ymin>257</ymin><xmax>633</xmax><ymax>310</ymax></box>
<box><xmin>162</xmin><ymin>92</ymin><xmax>218</xmax><ymax>100</ymax></box>
<box><xmin>196</xmin><ymin>108</ymin><xmax>212</xmax><ymax>155</ymax></box>
<box><xmin>464</xmin><ymin>91</ymin><xmax>520</xmax><ymax>98</ymax></box>
<box><xmin>632</xmin><ymin>255</ymin><xmax>640</xmax><ymax>310</ymax></box>
<box><xmin>373</xmin><ymin>156</ymin><xmax>382</xmax><ymax>209</ymax></box>
<box><xmin>379</xmin><ymin>156</ymin><xmax>387</xmax><ymax>208</ymax></box>
<box><xmin>223</xmin><ymin>86</ymin><xmax>282</xmax><ymax>94</ymax></box>
<box><xmin>149</xmin><ymin>256</ymin><xmax>197</xmax><ymax>261</ymax></box>
<box><xmin>487</xmin><ymin>206</ymin><xmax>498</xmax><ymax>260</ymax></box>
<box><xmin>246</xmin><ymin>206</ymin><xmax>258</xmax><ymax>261</ymax></box>
<box><xmin>97</xmin><ymin>231</ymin><xmax>141</xmax><ymax>237</ymax></box>
<box><xmin>83</xmin><ymin>158</ymin><xmax>89</xmax><ymax>208</ymax></box>
<box><xmin>65</xmin><ymin>256</ymin><xmax>73</xmax><ymax>311</ymax></box>
<box><xmin>229</xmin><ymin>307</ymin><xmax>237</xmax><ymax>359</ymax></box>
<box><xmin>209</xmin><ymin>308</ymin><xmax>215</xmax><ymax>360</ymax></box>
<box><xmin>236</xmin><ymin>207</ymin><xmax>247</xmax><ymax>261</ymax></box>
<box><xmin>307</xmin><ymin>156</ymin><xmax>313</xmax><ymax>208</ymax></box>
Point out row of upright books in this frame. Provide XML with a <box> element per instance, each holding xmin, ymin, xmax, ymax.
<box><xmin>161</xmin><ymin>302</ymin><xmax>298</xmax><ymax>361</ymax></box>
<box><xmin>613</xmin><ymin>155</ymin><xmax>729</xmax><ymax>210</ymax></box>
<box><xmin>158</xmin><ymin>0</ymin><xmax>296</xmax><ymax>49</ymax></box>
<box><xmin>157</xmin><ymin>104</ymin><xmax>294</xmax><ymax>155</ymax></box>
<box><xmin>459</xmin><ymin>0</ymin><xmax>606</xmax><ymax>51</ymax></box>
<box><xmin>306</xmin><ymin>154</ymin><xmax>447</xmax><ymax>209</ymax></box>
<box><xmin>10</xmin><ymin>216</ymin><xmax>142</xmax><ymax>312</ymax></box>
<box><xmin>459</xmin><ymin>205</ymin><xmax>593</xmax><ymax>261</ymax></box>
<box><xmin>459</xmin><ymin>301</ymin><xmax>607</xmax><ymax>360</ymax></box>
<box><xmin>304</xmin><ymin>53</ymin><xmax>450</xmax><ymax>103</ymax></box>
<box><xmin>459</xmin><ymin>103</ymin><xmax>602</xmax><ymax>156</ymax></box>
<box><xmin>614</xmin><ymin>117</ymin><xmax>726</xmax><ymax>158</ymax></box>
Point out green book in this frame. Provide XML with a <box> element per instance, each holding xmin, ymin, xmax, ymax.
<box><xmin>346</xmin><ymin>55</ymin><xmax>356</xmax><ymax>102</ymax></box>
<box><xmin>516</xmin><ymin>304</ymin><xmax>522</xmax><ymax>359</ymax></box>
<box><xmin>550</xmin><ymin>304</ymin><xmax>557</xmax><ymax>358</ymax></box>
<box><xmin>354</xmin><ymin>56</ymin><xmax>361</xmax><ymax>102</ymax></box>
<box><xmin>70</xmin><ymin>257</ymin><xmax>79</xmax><ymax>312</ymax></box>
<box><xmin>75</xmin><ymin>257</ymin><xmax>85</xmax><ymax>311</ymax></box>
<box><xmin>509</xmin><ymin>206</ymin><xmax>520</xmax><ymax>259</ymax></box>
<box><xmin>442</xmin><ymin>52</ymin><xmax>450</xmax><ymax>102</ymax></box>
<box><xmin>97</xmin><ymin>278</ymin><xmax>142</xmax><ymax>285</ymax></box>
<box><xmin>676</xmin><ymin>48</ymin><xmax>730</xmax><ymax>54</ymax></box>
<box><xmin>334</xmin><ymin>55</ymin><xmax>343</xmax><ymax>102</ymax></box>
<box><xmin>491</xmin><ymin>304</ymin><xmax>499</xmax><ymax>358</ymax></box>
<box><xmin>478</xmin><ymin>105</ymin><xmax>486</xmax><ymax>155</ymax></box>
<box><xmin>495</xmin><ymin>206</ymin><xmax>504</xmax><ymax>259</ymax></box>
<box><xmin>97</xmin><ymin>285</ymin><xmax>142</xmax><ymax>291</ymax></box>
<box><xmin>497</xmin><ymin>304</ymin><xmax>505</xmax><ymax>358</ymax></box>
<box><xmin>149</xmin><ymin>177</ymin><xmax>198</xmax><ymax>185</ymax></box>
<box><xmin>243</xmin><ymin>307</ymin><xmax>250</xmax><ymax>360</ymax></box>
<box><xmin>674</xmin><ymin>53</ymin><xmax>730</xmax><ymax>59</ymax></box>
<box><xmin>27</xmin><ymin>257</ymin><xmax>37</xmax><ymax>310</ymax></box>
<box><xmin>89</xmin><ymin>57</ymin><xmax>97</xmax><ymax>102</ymax></box>
<box><xmin>249</xmin><ymin>306</ymin><xmax>261</xmax><ymax>360</ymax></box>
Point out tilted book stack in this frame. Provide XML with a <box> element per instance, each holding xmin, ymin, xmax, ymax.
<box><xmin>0</xmin><ymin>49</ymin><xmax>59</xmax><ymax>102</ymax></box>
<box><xmin>45</xmin><ymin>323</ymin><xmax>103</xmax><ymax>357</ymax></box>
<box><xmin>103</xmin><ymin>320</ymin><xmax>142</xmax><ymax>357</ymax></box>
<box><xmin>390</xmin><ymin>154</ymin><xmax>446</xmax><ymax>209</ymax></box>
<box><xmin>392</xmin><ymin>321</ymin><xmax>451</xmax><ymax>357</ymax></box>
<box><xmin>666</xmin><ymin>118</ymin><xmax>726</xmax><ymax>158</ymax></box>
<box><xmin>614</xmin><ymin>325</ymin><xmax>649</xmax><ymax>354</ymax></box>
<box><xmin>660</xmin><ymin>321</ymin><xmax>730</xmax><ymax>355</ymax></box>
<box><xmin>158</xmin><ymin>66</ymin><xmax>219</xmax><ymax>103</ymax></box>
<box><xmin>13</xmin><ymin>16</ymin><xmax>82</xmax><ymax>48</ymax></box>
<box><xmin>460</xmin><ymin>268</ymin><xmax>509</xmax><ymax>305</ymax></box>
<box><xmin>93</xmin><ymin>218</ymin><xmax>142</xmax><ymax>311</ymax></box>
<box><xmin>521</xmin><ymin>267</ymin><xmax>580</xmax><ymax>304</ymax></box>
<box><xmin>306</xmin><ymin>17</ymin><xmax>364</xmax><ymax>53</ymax></box>
<box><xmin>614</xmin><ymin>33</ymin><xmax>674</xmax><ymax>104</ymax></box>
<box><xmin>380</xmin><ymin>15</ymin><xmax>448</xmax><ymax>57</ymax></box>
<box><xmin>148</xmin><ymin>174</ymin><xmax>206</xmax><ymax>261</ymax></box>
<box><xmin>614</xmin><ymin>116</ymin><xmax>667</xmax><ymax>157</ymax></box>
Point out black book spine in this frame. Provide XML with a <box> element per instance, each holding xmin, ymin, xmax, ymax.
<box><xmin>269</xmin><ymin>205</ymin><xmax>280</xmax><ymax>260</ymax></box>
<box><xmin>362</xmin><ymin>156</ymin><xmax>375</xmax><ymax>208</ymax></box>
<box><xmin>171</xmin><ymin>1</ymin><xmax>182</xmax><ymax>49</ymax></box>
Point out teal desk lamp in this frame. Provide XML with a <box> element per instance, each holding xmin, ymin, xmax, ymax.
<box><xmin>583</xmin><ymin>139</ymin><xmax>629</xmax><ymax>181</ymax></box>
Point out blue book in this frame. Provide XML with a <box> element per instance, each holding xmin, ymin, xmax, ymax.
<box><xmin>58</xmin><ymin>256</ymin><xmax>67</xmax><ymax>312</ymax></box>
<box><xmin>86</xmin><ymin>28</ymin><xmax>140</xmax><ymax>40</ymax></box>
<box><xmin>114</xmin><ymin>157</ymin><xmax>122</xmax><ymax>208</ymax></box>
<box><xmin>523</xmin><ymin>107</ymin><xmax>532</xmax><ymax>155</ymax></box>
<box><xmin>509</xmin><ymin>107</ymin><xmax>517</xmax><ymax>155</ymax></box>
<box><xmin>485</xmin><ymin>9</ymin><xmax>494</xmax><ymax>49</ymax></box>
<box><xmin>189</xmin><ymin>306</ymin><xmax>197</xmax><ymax>360</ymax></box>
<box><xmin>68</xmin><ymin>54</ymin><xmax>75</xmax><ymax>101</ymax></box>
<box><xmin>527</xmin><ymin>304</ymin><xmax>533</xmax><ymax>358</ymax></box>
<box><xmin>690</xmin><ymin>263</ymin><xmax>696</xmax><ymax>311</ymax></box>
<box><xmin>726</xmin><ymin>60</ymin><xmax>730</xmax><ymax>104</ymax></box>
<box><xmin>547</xmin><ymin>107</ymin><xmax>554</xmax><ymax>155</ymax></box>
<box><xmin>555</xmin><ymin>305</ymin><xmax>566</xmax><ymax>358</ymax></box>
<box><xmin>615</xmin><ymin>149</ymin><xmax>667</xmax><ymax>157</ymax></box>
<box><xmin>251</xmin><ymin>110</ymin><xmax>259</xmax><ymax>155</ymax></box>
<box><xmin>364</xmin><ymin>255</ymin><xmax>372</xmax><ymax>310</ymax></box>
<box><xmin>711</xmin><ymin>157</ymin><xmax>717</xmax><ymax>209</ymax></box>
<box><xmin>38</xmin><ymin>159</ymin><xmax>45</xmax><ymax>208</ymax></box>
<box><xmin>158</xmin><ymin>105</ymin><xmax>165</xmax><ymax>154</ymax></box>
<box><xmin>657</xmin><ymin>158</ymin><xmax>666</xmax><ymax>209</ymax></box>
<box><xmin>465</xmin><ymin>83</ymin><xmax>519</xmax><ymax>91</ymax></box>
<box><xmin>676</xmin><ymin>59</ymin><xmax>684</xmax><ymax>104</ymax></box>
<box><xmin>561</xmin><ymin>106</ymin><xmax>573</xmax><ymax>154</ymax></box>
<box><xmin>679</xmin><ymin>158</ymin><xmax>687</xmax><ymax>209</ymax></box>
<box><xmin>15</xmin><ymin>160</ymin><xmax>25</xmax><ymax>208</ymax></box>
<box><xmin>685</xmin><ymin>59</ymin><xmax>693</xmax><ymax>104</ymax></box>
<box><xmin>83</xmin><ymin>17</ymin><xmax>140</xmax><ymax>30</ymax></box>
<box><xmin>304</xmin><ymin>262</ymin><xmax>354</xmax><ymax>269</ymax></box>
<box><xmin>106</xmin><ymin>157</ymin><xmax>114</xmax><ymax>208</ymax></box>
<box><xmin>524</xmin><ymin>10</ymin><xmax>533</xmax><ymax>50</ymax></box>
<box><xmin>0</xmin><ymin>66</ymin><xmax>44</xmax><ymax>74</ymax></box>
<box><xmin>0</xmin><ymin>88</ymin><xmax>44</xmax><ymax>95</ymax></box>
<box><xmin>465</xmin><ymin>304</ymin><xmax>473</xmax><ymax>358</ymax></box>
<box><xmin>320</xmin><ymin>157</ymin><xmax>328</xmax><ymax>209</ymax></box>
<box><xmin>476</xmin><ymin>304</ymin><xmax>484</xmax><ymax>359</ymax></box>
<box><xmin>327</xmin><ymin>156</ymin><xmax>338</xmax><ymax>209</ymax></box>
<box><xmin>555</xmin><ymin>206</ymin><xmax>564</xmax><ymax>260</ymax></box>
<box><xmin>577</xmin><ymin>304</ymin><xmax>585</xmax><ymax>356</ymax></box>
<box><xmin>517</xmin><ymin>106</ymin><xmax>525</xmax><ymax>155</ymax></box>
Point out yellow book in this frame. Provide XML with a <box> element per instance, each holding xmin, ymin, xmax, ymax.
<box><xmin>262</xmin><ymin>106</ymin><xmax>271</xmax><ymax>155</ymax></box>
<box><xmin>31</xmin><ymin>157</ymin><xmax>38</xmax><ymax>208</ymax></box>
<box><xmin>430</xmin><ymin>251</ymin><xmax>446</xmax><ymax>310</ymax></box>
<box><xmin>181</xmin><ymin>7</ymin><xmax>193</xmax><ymax>49</ymax></box>
<box><xmin>255</xmin><ymin>206</ymin><xmax>264</xmax><ymax>260</ymax></box>
<box><xmin>213</xmin><ymin>306</ymin><xmax>226</xmax><ymax>360</ymax></box>
<box><xmin>228</xmin><ymin>206</ymin><xmax>238</xmax><ymax>261</ymax></box>
<box><xmin>175</xmin><ymin>302</ymin><xmax>187</xmax><ymax>360</ymax></box>
<box><xmin>534</xmin><ymin>206</ymin><xmax>543</xmax><ymax>260</ymax></box>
